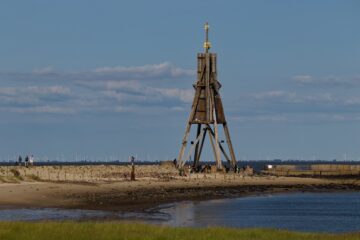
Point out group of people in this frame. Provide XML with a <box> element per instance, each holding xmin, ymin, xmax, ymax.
<box><xmin>16</xmin><ymin>155</ymin><xmax>34</xmax><ymax>167</ymax></box>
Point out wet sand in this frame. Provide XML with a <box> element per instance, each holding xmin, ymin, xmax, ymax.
<box><xmin>1</xmin><ymin>165</ymin><xmax>360</xmax><ymax>211</ymax></box>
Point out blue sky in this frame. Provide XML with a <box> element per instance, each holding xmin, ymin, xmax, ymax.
<box><xmin>0</xmin><ymin>1</ymin><xmax>360</xmax><ymax>161</ymax></box>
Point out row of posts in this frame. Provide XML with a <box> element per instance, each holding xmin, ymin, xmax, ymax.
<box><xmin>0</xmin><ymin>166</ymin><xmax>250</xmax><ymax>182</ymax></box>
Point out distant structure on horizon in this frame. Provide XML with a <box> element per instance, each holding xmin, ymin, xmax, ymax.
<box><xmin>177</xmin><ymin>23</ymin><xmax>237</xmax><ymax>171</ymax></box>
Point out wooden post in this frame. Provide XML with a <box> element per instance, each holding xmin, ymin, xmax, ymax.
<box><xmin>193</xmin><ymin>124</ymin><xmax>202</xmax><ymax>167</ymax></box>
<box><xmin>210</xmin><ymin>91</ymin><xmax>222</xmax><ymax>170</ymax></box>
<box><xmin>196</xmin><ymin>128</ymin><xmax>207</xmax><ymax>163</ymax></box>
<box><xmin>206</xmin><ymin>125</ymin><xmax>231</xmax><ymax>163</ymax></box>
<box><xmin>181</xmin><ymin>129</ymin><xmax>205</xmax><ymax>169</ymax></box>
<box><xmin>223</xmin><ymin>123</ymin><xmax>237</xmax><ymax>168</ymax></box>
<box><xmin>207</xmin><ymin>128</ymin><xmax>218</xmax><ymax>162</ymax></box>
<box><xmin>177</xmin><ymin>89</ymin><xmax>201</xmax><ymax>167</ymax></box>
<box><xmin>130</xmin><ymin>156</ymin><xmax>135</xmax><ymax>181</ymax></box>
<box><xmin>131</xmin><ymin>165</ymin><xmax>135</xmax><ymax>181</ymax></box>
<box><xmin>205</xmin><ymin>53</ymin><xmax>211</xmax><ymax>122</ymax></box>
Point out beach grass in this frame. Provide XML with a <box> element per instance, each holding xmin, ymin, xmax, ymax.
<box><xmin>0</xmin><ymin>222</ymin><xmax>359</xmax><ymax>240</ymax></box>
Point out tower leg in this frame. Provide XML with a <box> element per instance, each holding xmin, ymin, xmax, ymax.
<box><xmin>177</xmin><ymin>89</ymin><xmax>201</xmax><ymax>168</ymax></box>
<box><xmin>193</xmin><ymin>124</ymin><xmax>201</xmax><ymax>167</ymax></box>
<box><xmin>196</xmin><ymin>128</ymin><xmax>207</xmax><ymax>165</ymax></box>
<box><xmin>211</xmin><ymin>91</ymin><xmax>222</xmax><ymax>170</ymax></box>
<box><xmin>177</xmin><ymin>123</ymin><xmax>192</xmax><ymax>168</ymax></box>
<box><xmin>207</xmin><ymin>127</ymin><xmax>218</xmax><ymax>166</ymax></box>
<box><xmin>206</xmin><ymin>125</ymin><xmax>231</xmax><ymax>163</ymax></box>
<box><xmin>223</xmin><ymin>123</ymin><xmax>237</xmax><ymax>168</ymax></box>
<box><xmin>182</xmin><ymin>129</ymin><xmax>205</xmax><ymax>168</ymax></box>
<box><xmin>213</xmin><ymin>121</ymin><xmax>222</xmax><ymax>170</ymax></box>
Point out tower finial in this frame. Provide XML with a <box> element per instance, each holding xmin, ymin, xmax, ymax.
<box><xmin>203</xmin><ymin>22</ymin><xmax>211</xmax><ymax>53</ymax></box>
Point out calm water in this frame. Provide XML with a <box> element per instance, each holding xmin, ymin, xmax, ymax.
<box><xmin>161</xmin><ymin>192</ymin><xmax>360</xmax><ymax>233</ymax></box>
<box><xmin>0</xmin><ymin>192</ymin><xmax>359</xmax><ymax>233</ymax></box>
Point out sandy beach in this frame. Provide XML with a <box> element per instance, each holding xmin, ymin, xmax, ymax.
<box><xmin>0</xmin><ymin>165</ymin><xmax>359</xmax><ymax>211</ymax></box>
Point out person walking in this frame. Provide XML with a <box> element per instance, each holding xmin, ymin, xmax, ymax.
<box><xmin>17</xmin><ymin>155</ymin><xmax>22</xmax><ymax>166</ymax></box>
<box><xmin>24</xmin><ymin>155</ymin><xmax>29</xmax><ymax>167</ymax></box>
<box><xmin>29</xmin><ymin>155</ymin><xmax>34</xmax><ymax>166</ymax></box>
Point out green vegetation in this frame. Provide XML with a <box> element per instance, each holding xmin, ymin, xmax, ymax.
<box><xmin>0</xmin><ymin>222</ymin><xmax>359</xmax><ymax>240</ymax></box>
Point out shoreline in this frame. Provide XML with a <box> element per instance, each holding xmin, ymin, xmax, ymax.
<box><xmin>1</xmin><ymin>175</ymin><xmax>360</xmax><ymax>212</ymax></box>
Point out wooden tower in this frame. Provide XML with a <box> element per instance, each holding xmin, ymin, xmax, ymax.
<box><xmin>177</xmin><ymin>23</ymin><xmax>237</xmax><ymax>170</ymax></box>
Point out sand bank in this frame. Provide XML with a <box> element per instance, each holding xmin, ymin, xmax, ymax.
<box><xmin>0</xmin><ymin>165</ymin><xmax>359</xmax><ymax>211</ymax></box>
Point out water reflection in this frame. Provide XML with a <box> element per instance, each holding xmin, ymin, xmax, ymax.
<box><xmin>0</xmin><ymin>208</ymin><xmax>110</xmax><ymax>221</ymax></box>
<box><xmin>0</xmin><ymin>192</ymin><xmax>359</xmax><ymax>233</ymax></box>
<box><xmin>159</xmin><ymin>192</ymin><xmax>360</xmax><ymax>233</ymax></box>
<box><xmin>0</xmin><ymin>208</ymin><xmax>168</xmax><ymax>222</ymax></box>
<box><xmin>160</xmin><ymin>201</ymin><xmax>195</xmax><ymax>226</ymax></box>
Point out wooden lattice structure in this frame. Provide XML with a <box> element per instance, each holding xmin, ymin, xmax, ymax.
<box><xmin>177</xmin><ymin>23</ymin><xmax>237</xmax><ymax>170</ymax></box>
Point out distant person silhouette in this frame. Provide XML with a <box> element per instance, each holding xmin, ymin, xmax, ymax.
<box><xmin>24</xmin><ymin>155</ymin><xmax>29</xmax><ymax>167</ymax></box>
<box><xmin>17</xmin><ymin>155</ymin><xmax>22</xmax><ymax>166</ymax></box>
<box><xmin>29</xmin><ymin>155</ymin><xmax>34</xmax><ymax>166</ymax></box>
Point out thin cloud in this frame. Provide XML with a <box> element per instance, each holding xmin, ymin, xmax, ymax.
<box><xmin>231</xmin><ymin>89</ymin><xmax>360</xmax><ymax>123</ymax></box>
<box><xmin>7</xmin><ymin>106</ymin><xmax>75</xmax><ymax>114</ymax></box>
<box><xmin>292</xmin><ymin>75</ymin><xmax>314</xmax><ymax>84</ymax></box>
<box><xmin>0</xmin><ymin>62</ymin><xmax>194</xmax><ymax>83</ymax></box>
<box><xmin>293</xmin><ymin>75</ymin><xmax>360</xmax><ymax>87</ymax></box>
<box><xmin>100</xmin><ymin>84</ymin><xmax>193</xmax><ymax>104</ymax></box>
<box><xmin>0</xmin><ymin>86</ymin><xmax>72</xmax><ymax>106</ymax></box>
<box><xmin>94</xmin><ymin>62</ymin><xmax>194</xmax><ymax>79</ymax></box>
<box><xmin>33</xmin><ymin>66</ymin><xmax>56</xmax><ymax>75</ymax></box>
<box><xmin>252</xmin><ymin>91</ymin><xmax>333</xmax><ymax>104</ymax></box>
<box><xmin>229</xmin><ymin>113</ymin><xmax>360</xmax><ymax>123</ymax></box>
<box><xmin>26</xmin><ymin>86</ymin><xmax>71</xmax><ymax>95</ymax></box>
<box><xmin>0</xmin><ymin>62</ymin><xmax>194</xmax><ymax>114</ymax></box>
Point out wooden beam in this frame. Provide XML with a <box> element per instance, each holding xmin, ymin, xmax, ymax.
<box><xmin>223</xmin><ymin>123</ymin><xmax>237</xmax><ymax>168</ymax></box>
<box><xmin>196</xmin><ymin>127</ymin><xmax>207</xmax><ymax>165</ymax></box>
<box><xmin>205</xmin><ymin>53</ymin><xmax>211</xmax><ymax>122</ymax></box>
<box><xmin>193</xmin><ymin>124</ymin><xmax>201</xmax><ymax>166</ymax></box>
<box><xmin>206</xmin><ymin>124</ymin><xmax>231</xmax><ymax>163</ymax></box>
<box><xmin>180</xmin><ymin>128</ymin><xmax>205</xmax><ymax>168</ymax></box>
<box><xmin>210</xmin><ymin>90</ymin><xmax>222</xmax><ymax>170</ymax></box>
<box><xmin>177</xmin><ymin>88</ymin><xmax>202</xmax><ymax>166</ymax></box>
<box><xmin>207</xmin><ymin>128</ymin><xmax>218</xmax><ymax>166</ymax></box>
